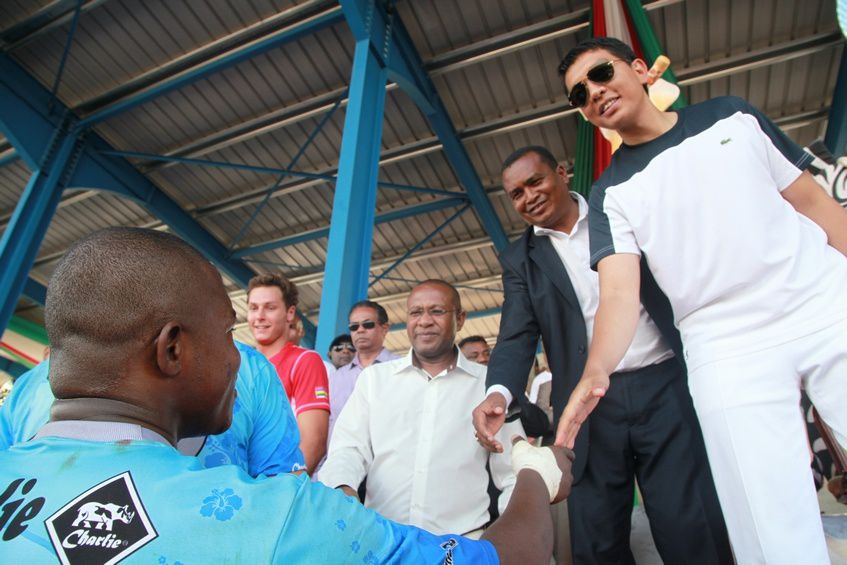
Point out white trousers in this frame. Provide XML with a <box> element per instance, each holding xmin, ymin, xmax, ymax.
<box><xmin>688</xmin><ymin>319</ymin><xmax>847</xmax><ymax>565</ymax></box>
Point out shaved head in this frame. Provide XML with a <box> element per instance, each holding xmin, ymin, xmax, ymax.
<box><xmin>45</xmin><ymin>227</ymin><xmax>223</xmax><ymax>395</ymax></box>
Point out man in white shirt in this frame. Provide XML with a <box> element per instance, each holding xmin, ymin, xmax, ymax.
<box><xmin>319</xmin><ymin>280</ymin><xmax>520</xmax><ymax>538</ymax></box>
<box><xmin>472</xmin><ymin>146</ymin><xmax>731</xmax><ymax>563</ymax></box>
<box><xmin>557</xmin><ymin>37</ymin><xmax>847</xmax><ymax>563</ymax></box>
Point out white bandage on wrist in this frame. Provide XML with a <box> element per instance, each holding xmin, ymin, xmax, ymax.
<box><xmin>510</xmin><ymin>441</ymin><xmax>562</xmax><ymax>502</ymax></box>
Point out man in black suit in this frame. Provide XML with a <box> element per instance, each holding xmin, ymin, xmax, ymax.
<box><xmin>471</xmin><ymin>146</ymin><xmax>731</xmax><ymax>564</ymax></box>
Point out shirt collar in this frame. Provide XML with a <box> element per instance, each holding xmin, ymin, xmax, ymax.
<box><xmin>34</xmin><ymin>420</ymin><xmax>172</xmax><ymax>446</ymax></box>
<box><xmin>532</xmin><ymin>191</ymin><xmax>588</xmax><ymax>238</ymax></box>
<box><xmin>399</xmin><ymin>347</ymin><xmax>478</xmax><ymax>380</ymax></box>
<box><xmin>351</xmin><ymin>347</ymin><xmax>394</xmax><ymax>369</ymax></box>
<box><xmin>268</xmin><ymin>340</ymin><xmax>296</xmax><ymax>363</ymax></box>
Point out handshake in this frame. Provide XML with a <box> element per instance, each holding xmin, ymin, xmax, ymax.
<box><xmin>510</xmin><ymin>436</ymin><xmax>574</xmax><ymax>504</ymax></box>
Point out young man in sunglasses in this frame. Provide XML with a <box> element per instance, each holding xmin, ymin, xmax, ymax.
<box><xmin>326</xmin><ymin>300</ymin><xmax>398</xmax><ymax>445</ymax></box>
<box><xmin>557</xmin><ymin>36</ymin><xmax>847</xmax><ymax>563</ymax></box>
<box><xmin>248</xmin><ymin>273</ymin><xmax>329</xmax><ymax>475</ymax></box>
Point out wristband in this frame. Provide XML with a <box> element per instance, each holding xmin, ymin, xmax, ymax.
<box><xmin>510</xmin><ymin>440</ymin><xmax>562</xmax><ymax>502</ymax></box>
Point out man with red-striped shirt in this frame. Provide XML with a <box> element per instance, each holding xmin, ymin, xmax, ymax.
<box><xmin>248</xmin><ymin>273</ymin><xmax>329</xmax><ymax>475</ymax></box>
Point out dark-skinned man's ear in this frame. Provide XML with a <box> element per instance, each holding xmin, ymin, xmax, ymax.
<box><xmin>155</xmin><ymin>322</ymin><xmax>183</xmax><ymax>377</ymax></box>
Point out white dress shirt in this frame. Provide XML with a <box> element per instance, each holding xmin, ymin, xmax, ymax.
<box><xmin>318</xmin><ymin>349</ymin><xmax>521</xmax><ymax>536</ymax></box>
<box><xmin>489</xmin><ymin>192</ymin><xmax>673</xmax><ymax>407</ymax></box>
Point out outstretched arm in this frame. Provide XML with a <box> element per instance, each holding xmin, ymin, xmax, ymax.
<box><xmin>474</xmin><ymin>258</ymin><xmax>542</xmax><ymax>452</ymax></box>
<box><xmin>482</xmin><ymin>438</ymin><xmax>574</xmax><ymax>564</ymax></box>
<box><xmin>557</xmin><ymin>253</ymin><xmax>641</xmax><ymax>447</ymax></box>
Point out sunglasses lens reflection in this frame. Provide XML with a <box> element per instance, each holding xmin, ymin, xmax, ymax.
<box><xmin>568</xmin><ymin>61</ymin><xmax>616</xmax><ymax>108</ymax></box>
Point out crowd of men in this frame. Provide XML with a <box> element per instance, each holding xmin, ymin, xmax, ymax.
<box><xmin>1</xmin><ymin>36</ymin><xmax>846</xmax><ymax>564</ymax></box>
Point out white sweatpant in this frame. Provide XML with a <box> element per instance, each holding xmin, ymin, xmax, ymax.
<box><xmin>688</xmin><ymin>319</ymin><xmax>847</xmax><ymax>565</ymax></box>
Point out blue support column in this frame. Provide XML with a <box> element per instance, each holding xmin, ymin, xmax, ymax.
<box><xmin>0</xmin><ymin>129</ymin><xmax>79</xmax><ymax>333</ymax></box>
<box><xmin>340</xmin><ymin>0</ymin><xmax>509</xmax><ymax>252</ymax></box>
<box><xmin>314</xmin><ymin>34</ymin><xmax>388</xmax><ymax>355</ymax></box>
<box><xmin>825</xmin><ymin>47</ymin><xmax>847</xmax><ymax>157</ymax></box>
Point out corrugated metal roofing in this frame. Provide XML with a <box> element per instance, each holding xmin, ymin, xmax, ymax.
<box><xmin>1</xmin><ymin>0</ymin><xmax>843</xmax><ymax>356</ymax></box>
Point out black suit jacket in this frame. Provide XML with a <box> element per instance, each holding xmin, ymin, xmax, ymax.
<box><xmin>487</xmin><ymin>227</ymin><xmax>683</xmax><ymax>482</ymax></box>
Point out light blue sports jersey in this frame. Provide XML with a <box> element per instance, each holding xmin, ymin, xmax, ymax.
<box><xmin>0</xmin><ymin>437</ymin><xmax>498</xmax><ymax>564</ymax></box>
<box><xmin>0</xmin><ymin>342</ymin><xmax>305</xmax><ymax>475</ymax></box>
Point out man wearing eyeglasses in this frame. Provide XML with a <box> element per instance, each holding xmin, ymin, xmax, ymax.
<box><xmin>555</xmin><ymin>36</ymin><xmax>847</xmax><ymax>563</ymax></box>
<box><xmin>472</xmin><ymin>144</ymin><xmax>731</xmax><ymax>564</ymax></box>
<box><xmin>325</xmin><ymin>301</ymin><xmax>399</xmax><ymax>444</ymax></box>
<box><xmin>320</xmin><ymin>280</ymin><xmax>521</xmax><ymax>538</ymax></box>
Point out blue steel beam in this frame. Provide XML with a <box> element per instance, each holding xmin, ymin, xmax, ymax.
<box><xmin>232</xmin><ymin>197</ymin><xmax>467</xmax><ymax>258</ymax></box>
<box><xmin>77</xmin><ymin>143</ymin><xmax>325</xmax><ymax>346</ymax></box>
<box><xmin>0</xmin><ymin>54</ymin><xmax>328</xmax><ymax>343</ymax></box>
<box><xmin>99</xmin><ymin>150</ymin><xmax>466</xmax><ymax>199</ymax></box>
<box><xmin>48</xmin><ymin>0</ymin><xmax>83</xmax><ymax>111</ymax></box>
<box><xmin>0</xmin><ymin>0</ymin><xmax>80</xmax><ymax>46</ymax></box>
<box><xmin>0</xmin><ymin>150</ymin><xmax>19</xmax><ymax>168</ymax></box>
<box><xmin>314</xmin><ymin>32</ymin><xmax>388</xmax><ymax>355</ymax></box>
<box><xmin>0</xmin><ymin>130</ymin><xmax>79</xmax><ymax>334</ymax></box>
<box><xmin>0</xmin><ymin>53</ymin><xmax>254</xmax><ymax>287</ymax></box>
<box><xmin>0</xmin><ymin>69</ymin><xmax>58</xmax><ymax>171</ymax></box>
<box><xmin>71</xmin><ymin>139</ymin><xmax>258</xmax><ymax>287</ymax></box>
<box><xmin>228</xmin><ymin>92</ymin><xmax>346</xmax><ymax>250</ymax></box>
<box><xmin>341</xmin><ymin>0</ymin><xmax>509</xmax><ymax>252</ymax></box>
<box><xmin>24</xmin><ymin>277</ymin><xmax>48</xmax><ymax>305</ymax></box>
<box><xmin>825</xmin><ymin>47</ymin><xmax>847</xmax><ymax>157</ymax></box>
<box><xmin>76</xmin><ymin>1</ymin><xmax>336</xmax><ymax>113</ymax></box>
<box><xmin>76</xmin><ymin>7</ymin><xmax>343</xmax><ymax>129</ymax></box>
<box><xmin>369</xmin><ymin>203</ymin><xmax>471</xmax><ymax>287</ymax></box>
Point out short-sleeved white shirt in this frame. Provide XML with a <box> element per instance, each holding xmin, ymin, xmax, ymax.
<box><xmin>589</xmin><ymin>96</ymin><xmax>847</xmax><ymax>370</ymax></box>
<box><xmin>534</xmin><ymin>192</ymin><xmax>673</xmax><ymax>372</ymax></box>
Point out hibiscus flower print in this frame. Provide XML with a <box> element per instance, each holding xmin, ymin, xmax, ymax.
<box><xmin>200</xmin><ymin>488</ymin><xmax>243</xmax><ymax>521</ymax></box>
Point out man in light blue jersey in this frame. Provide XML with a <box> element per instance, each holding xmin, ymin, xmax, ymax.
<box><xmin>0</xmin><ymin>227</ymin><xmax>573</xmax><ymax>564</ymax></box>
<box><xmin>0</xmin><ymin>342</ymin><xmax>305</xmax><ymax>477</ymax></box>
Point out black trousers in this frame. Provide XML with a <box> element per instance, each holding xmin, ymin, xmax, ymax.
<box><xmin>567</xmin><ymin>358</ymin><xmax>732</xmax><ymax>565</ymax></box>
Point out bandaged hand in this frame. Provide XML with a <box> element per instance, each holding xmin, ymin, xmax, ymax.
<box><xmin>510</xmin><ymin>436</ymin><xmax>574</xmax><ymax>503</ymax></box>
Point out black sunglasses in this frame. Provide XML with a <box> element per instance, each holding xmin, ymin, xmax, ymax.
<box><xmin>332</xmin><ymin>343</ymin><xmax>355</xmax><ymax>352</ymax></box>
<box><xmin>348</xmin><ymin>320</ymin><xmax>377</xmax><ymax>332</ymax></box>
<box><xmin>567</xmin><ymin>59</ymin><xmax>621</xmax><ymax>108</ymax></box>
